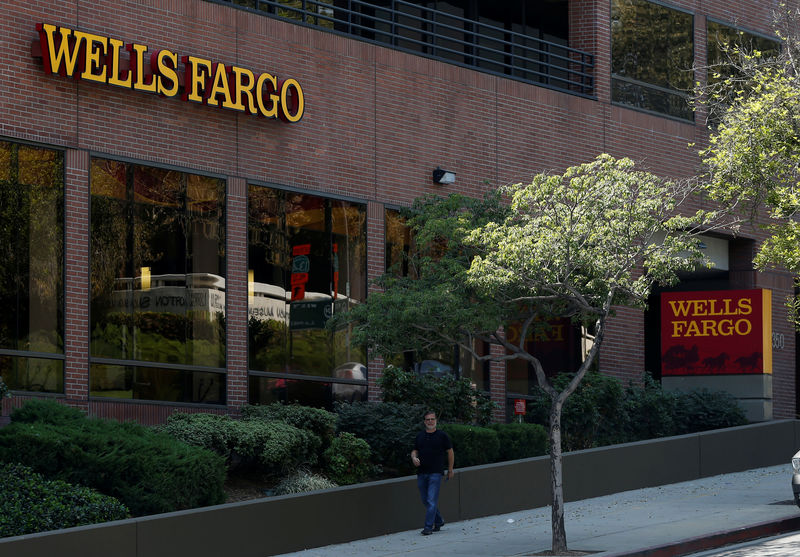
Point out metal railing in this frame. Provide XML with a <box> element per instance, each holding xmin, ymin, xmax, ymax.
<box><xmin>208</xmin><ymin>0</ymin><xmax>594</xmax><ymax>97</ymax></box>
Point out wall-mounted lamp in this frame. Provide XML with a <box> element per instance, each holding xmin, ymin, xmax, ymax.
<box><xmin>432</xmin><ymin>167</ymin><xmax>456</xmax><ymax>185</ymax></box>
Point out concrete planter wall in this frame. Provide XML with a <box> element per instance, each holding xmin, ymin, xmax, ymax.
<box><xmin>3</xmin><ymin>420</ymin><xmax>799</xmax><ymax>557</ymax></box>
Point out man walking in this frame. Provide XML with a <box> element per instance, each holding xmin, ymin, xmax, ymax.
<box><xmin>411</xmin><ymin>410</ymin><xmax>454</xmax><ymax>535</ymax></box>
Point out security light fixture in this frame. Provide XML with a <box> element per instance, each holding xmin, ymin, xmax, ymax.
<box><xmin>432</xmin><ymin>167</ymin><xmax>456</xmax><ymax>185</ymax></box>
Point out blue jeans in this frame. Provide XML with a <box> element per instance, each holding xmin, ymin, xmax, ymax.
<box><xmin>417</xmin><ymin>473</ymin><xmax>444</xmax><ymax>530</ymax></box>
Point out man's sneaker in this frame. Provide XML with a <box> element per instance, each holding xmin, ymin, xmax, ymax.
<box><xmin>421</xmin><ymin>529</ymin><xmax>433</xmax><ymax>536</ymax></box>
<box><xmin>433</xmin><ymin>523</ymin><xmax>444</xmax><ymax>532</ymax></box>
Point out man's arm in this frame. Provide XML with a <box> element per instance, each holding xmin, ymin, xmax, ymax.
<box><xmin>446</xmin><ymin>448</ymin><xmax>454</xmax><ymax>479</ymax></box>
<box><xmin>411</xmin><ymin>449</ymin><xmax>420</xmax><ymax>467</ymax></box>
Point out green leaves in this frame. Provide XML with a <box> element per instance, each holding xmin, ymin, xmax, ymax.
<box><xmin>700</xmin><ymin>22</ymin><xmax>800</xmax><ymax>327</ymax></box>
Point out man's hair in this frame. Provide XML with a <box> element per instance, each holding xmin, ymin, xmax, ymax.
<box><xmin>423</xmin><ymin>410</ymin><xmax>437</xmax><ymax>419</ymax></box>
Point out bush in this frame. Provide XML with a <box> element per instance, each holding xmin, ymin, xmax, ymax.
<box><xmin>0</xmin><ymin>462</ymin><xmax>129</xmax><ymax>538</ymax></box>
<box><xmin>10</xmin><ymin>398</ymin><xmax>86</xmax><ymax>425</ymax></box>
<box><xmin>274</xmin><ymin>468</ymin><xmax>338</xmax><ymax>495</ymax></box>
<box><xmin>673</xmin><ymin>389</ymin><xmax>748</xmax><ymax>434</ymax></box>
<box><xmin>378</xmin><ymin>365</ymin><xmax>496</xmax><ymax>425</ymax></box>
<box><xmin>323</xmin><ymin>432</ymin><xmax>374</xmax><ymax>485</ymax></box>
<box><xmin>162</xmin><ymin>412</ymin><xmax>320</xmax><ymax>475</ymax></box>
<box><xmin>241</xmin><ymin>403</ymin><xmax>337</xmax><ymax>446</ymax></box>
<box><xmin>526</xmin><ymin>372</ymin><xmax>749</xmax><ymax>449</ymax></box>
<box><xmin>526</xmin><ymin>371</ymin><xmax>625</xmax><ymax>450</ymax></box>
<box><xmin>489</xmin><ymin>422</ymin><xmax>548</xmax><ymax>460</ymax></box>
<box><xmin>440</xmin><ymin>423</ymin><xmax>499</xmax><ymax>467</ymax></box>
<box><xmin>0</xmin><ymin>405</ymin><xmax>226</xmax><ymax>516</ymax></box>
<box><xmin>335</xmin><ymin>401</ymin><xmax>425</xmax><ymax>474</ymax></box>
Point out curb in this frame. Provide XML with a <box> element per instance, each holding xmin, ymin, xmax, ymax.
<box><xmin>602</xmin><ymin>515</ymin><xmax>800</xmax><ymax>557</ymax></box>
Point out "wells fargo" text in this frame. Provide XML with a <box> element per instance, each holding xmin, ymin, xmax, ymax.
<box><xmin>35</xmin><ymin>23</ymin><xmax>304</xmax><ymax>122</ymax></box>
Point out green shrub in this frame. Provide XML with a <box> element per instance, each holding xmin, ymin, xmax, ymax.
<box><xmin>335</xmin><ymin>401</ymin><xmax>425</xmax><ymax>473</ymax></box>
<box><xmin>241</xmin><ymin>403</ymin><xmax>337</xmax><ymax>446</ymax></box>
<box><xmin>526</xmin><ymin>371</ymin><xmax>625</xmax><ymax>451</ymax></box>
<box><xmin>673</xmin><ymin>389</ymin><xmax>748</xmax><ymax>434</ymax></box>
<box><xmin>0</xmin><ymin>462</ymin><xmax>129</xmax><ymax>538</ymax></box>
<box><xmin>251</xmin><ymin>421</ymin><xmax>320</xmax><ymax>475</ymax></box>
<box><xmin>378</xmin><ymin>365</ymin><xmax>496</xmax><ymax>425</ymax></box>
<box><xmin>440</xmin><ymin>423</ymin><xmax>499</xmax><ymax>467</ymax></box>
<box><xmin>162</xmin><ymin>412</ymin><xmax>320</xmax><ymax>475</ymax></box>
<box><xmin>274</xmin><ymin>468</ymin><xmax>338</xmax><ymax>495</ymax></box>
<box><xmin>323</xmin><ymin>432</ymin><xmax>373</xmax><ymax>485</ymax></box>
<box><xmin>619</xmin><ymin>374</ymin><xmax>679</xmax><ymax>442</ymax></box>
<box><xmin>489</xmin><ymin>422</ymin><xmax>548</xmax><ymax>460</ymax></box>
<box><xmin>0</xmin><ymin>408</ymin><xmax>226</xmax><ymax>517</ymax></box>
<box><xmin>526</xmin><ymin>372</ymin><xmax>749</xmax><ymax>449</ymax></box>
<box><xmin>10</xmin><ymin>398</ymin><xmax>86</xmax><ymax>425</ymax></box>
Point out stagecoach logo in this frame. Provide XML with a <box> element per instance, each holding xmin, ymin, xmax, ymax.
<box><xmin>660</xmin><ymin>289</ymin><xmax>772</xmax><ymax>376</ymax></box>
<box><xmin>33</xmin><ymin>23</ymin><xmax>305</xmax><ymax>123</ymax></box>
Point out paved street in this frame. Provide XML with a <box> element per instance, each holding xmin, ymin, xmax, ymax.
<box><xmin>686</xmin><ymin>531</ymin><xmax>800</xmax><ymax>556</ymax></box>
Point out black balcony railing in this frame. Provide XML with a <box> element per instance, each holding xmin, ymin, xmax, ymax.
<box><xmin>208</xmin><ymin>0</ymin><xmax>594</xmax><ymax>97</ymax></box>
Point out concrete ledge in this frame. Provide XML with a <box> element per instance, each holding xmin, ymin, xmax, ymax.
<box><xmin>2</xmin><ymin>420</ymin><xmax>798</xmax><ymax>557</ymax></box>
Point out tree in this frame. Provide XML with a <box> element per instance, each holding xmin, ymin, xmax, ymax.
<box><xmin>336</xmin><ymin>154</ymin><xmax>714</xmax><ymax>552</ymax></box>
<box><xmin>699</xmin><ymin>7</ymin><xmax>800</xmax><ymax>325</ymax></box>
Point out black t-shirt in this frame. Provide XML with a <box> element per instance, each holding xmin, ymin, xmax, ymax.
<box><xmin>413</xmin><ymin>429</ymin><xmax>453</xmax><ymax>474</ymax></box>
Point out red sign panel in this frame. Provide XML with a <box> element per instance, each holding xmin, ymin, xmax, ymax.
<box><xmin>661</xmin><ymin>289</ymin><xmax>772</xmax><ymax>376</ymax></box>
<box><xmin>514</xmin><ymin>399</ymin><xmax>526</xmax><ymax>415</ymax></box>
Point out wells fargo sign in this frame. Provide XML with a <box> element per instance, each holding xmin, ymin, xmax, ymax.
<box><xmin>661</xmin><ymin>289</ymin><xmax>772</xmax><ymax>376</ymax></box>
<box><xmin>33</xmin><ymin>23</ymin><xmax>304</xmax><ymax>122</ymax></box>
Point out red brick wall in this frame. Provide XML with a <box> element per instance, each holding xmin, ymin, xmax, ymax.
<box><xmin>0</xmin><ymin>0</ymin><xmax>796</xmax><ymax>422</ymax></box>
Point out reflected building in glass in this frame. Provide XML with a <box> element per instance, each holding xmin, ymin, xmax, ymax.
<box><xmin>0</xmin><ymin>0</ymin><xmax>794</xmax><ymax>424</ymax></box>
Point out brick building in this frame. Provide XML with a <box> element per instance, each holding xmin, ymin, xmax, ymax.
<box><xmin>0</xmin><ymin>0</ymin><xmax>795</xmax><ymax>424</ymax></box>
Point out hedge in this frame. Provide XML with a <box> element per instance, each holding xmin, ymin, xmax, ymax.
<box><xmin>0</xmin><ymin>462</ymin><xmax>129</xmax><ymax>538</ymax></box>
<box><xmin>0</xmin><ymin>401</ymin><xmax>226</xmax><ymax>517</ymax></box>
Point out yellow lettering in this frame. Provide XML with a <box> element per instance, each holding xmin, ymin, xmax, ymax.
<box><xmin>256</xmin><ymin>72</ymin><xmax>279</xmax><ymax>118</ymax></box>
<box><xmin>231</xmin><ymin>66</ymin><xmax>256</xmax><ymax>113</ymax></box>
<box><xmin>77</xmin><ymin>31</ymin><xmax>107</xmax><ymax>83</ymax></box>
<box><xmin>736</xmin><ymin>319</ymin><xmax>752</xmax><ymax>335</ymax></box>
<box><xmin>280</xmin><ymin>78</ymin><xmax>304</xmax><ymax>122</ymax></box>
<box><xmin>107</xmin><ymin>37</ymin><xmax>131</xmax><ymax>88</ymax></box>
<box><xmin>738</xmin><ymin>298</ymin><xmax>752</xmax><ymax>315</ymax></box>
<box><xmin>207</xmin><ymin>63</ymin><xmax>234</xmax><ymax>108</ymax></box>
<box><xmin>153</xmin><ymin>50</ymin><xmax>178</xmax><ymax>97</ymax></box>
<box><xmin>671</xmin><ymin>321</ymin><xmax>687</xmax><ymax>338</ymax></box>
<box><xmin>184</xmin><ymin>56</ymin><xmax>212</xmax><ymax>103</ymax></box>
<box><xmin>128</xmin><ymin>43</ymin><xmax>157</xmax><ymax>92</ymax></box>
<box><xmin>668</xmin><ymin>300</ymin><xmax>693</xmax><ymax>318</ymax></box>
<box><xmin>37</xmin><ymin>23</ymin><xmax>84</xmax><ymax>77</ymax></box>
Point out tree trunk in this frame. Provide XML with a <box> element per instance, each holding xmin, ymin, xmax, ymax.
<box><xmin>549</xmin><ymin>394</ymin><xmax>568</xmax><ymax>553</ymax></box>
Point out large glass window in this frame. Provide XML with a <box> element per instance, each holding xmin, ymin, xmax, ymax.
<box><xmin>611</xmin><ymin>0</ymin><xmax>694</xmax><ymax>120</ymax></box>
<box><xmin>89</xmin><ymin>159</ymin><xmax>226</xmax><ymax>404</ymax></box>
<box><xmin>248</xmin><ymin>186</ymin><xmax>367</xmax><ymax>407</ymax></box>
<box><xmin>0</xmin><ymin>140</ymin><xmax>64</xmax><ymax>393</ymax></box>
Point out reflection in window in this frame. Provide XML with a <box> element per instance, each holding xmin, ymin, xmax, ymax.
<box><xmin>611</xmin><ymin>0</ymin><xmax>694</xmax><ymax>120</ymax></box>
<box><xmin>90</xmin><ymin>159</ymin><xmax>226</xmax><ymax>403</ymax></box>
<box><xmin>705</xmin><ymin>20</ymin><xmax>780</xmax><ymax>120</ymax></box>
<box><xmin>505</xmin><ymin>318</ymin><xmax>582</xmax><ymax>396</ymax></box>
<box><xmin>0</xmin><ymin>140</ymin><xmax>64</xmax><ymax>393</ymax></box>
<box><xmin>385</xmin><ymin>208</ymin><xmax>415</xmax><ymax>277</ymax></box>
<box><xmin>248</xmin><ymin>186</ymin><xmax>367</xmax><ymax>407</ymax></box>
<box><xmin>90</xmin><ymin>363</ymin><xmax>224</xmax><ymax>404</ymax></box>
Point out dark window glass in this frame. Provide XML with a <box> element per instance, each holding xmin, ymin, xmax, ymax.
<box><xmin>0</xmin><ymin>140</ymin><xmax>64</xmax><ymax>393</ymax></box>
<box><xmin>90</xmin><ymin>159</ymin><xmax>226</xmax><ymax>403</ymax></box>
<box><xmin>505</xmin><ymin>318</ymin><xmax>582</xmax><ymax>396</ymax></box>
<box><xmin>706</xmin><ymin>20</ymin><xmax>780</xmax><ymax>87</ymax></box>
<box><xmin>1</xmin><ymin>355</ymin><xmax>64</xmax><ymax>393</ymax></box>
<box><xmin>611</xmin><ymin>0</ymin><xmax>694</xmax><ymax>120</ymax></box>
<box><xmin>90</xmin><ymin>363</ymin><xmax>224</xmax><ymax>404</ymax></box>
<box><xmin>385</xmin><ymin>209</ymin><xmax>416</xmax><ymax>277</ymax></box>
<box><xmin>248</xmin><ymin>185</ymin><xmax>367</xmax><ymax>407</ymax></box>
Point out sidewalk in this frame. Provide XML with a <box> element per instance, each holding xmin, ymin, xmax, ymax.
<box><xmin>276</xmin><ymin>465</ymin><xmax>800</xmax><ymax>557</ymax></box>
